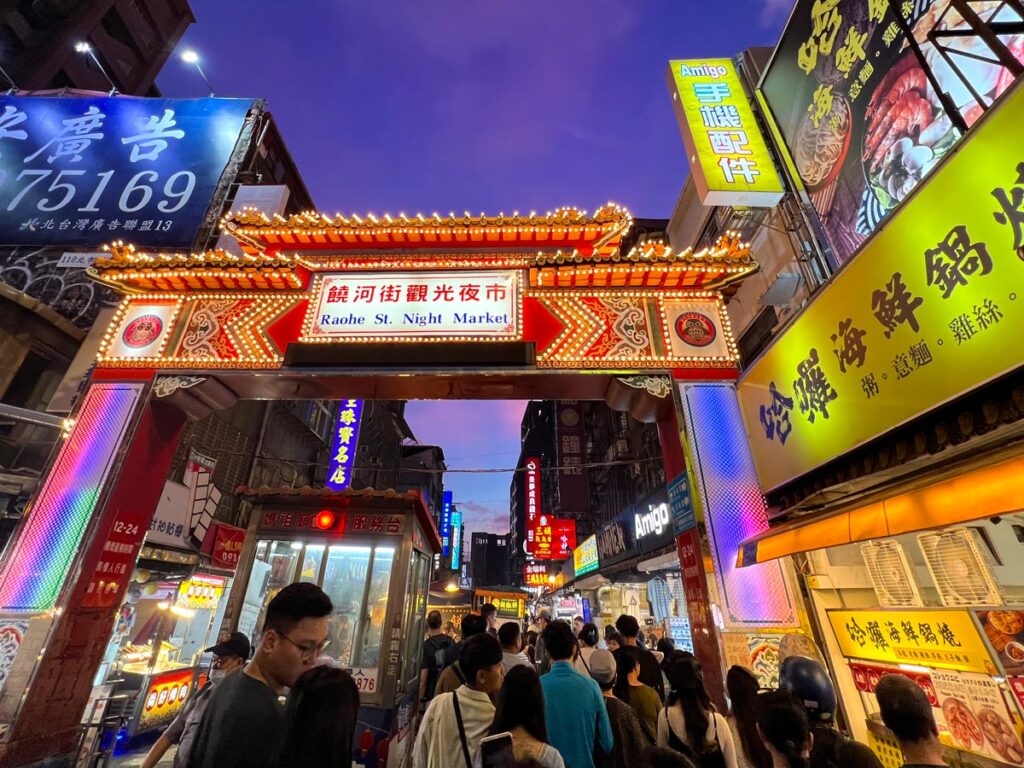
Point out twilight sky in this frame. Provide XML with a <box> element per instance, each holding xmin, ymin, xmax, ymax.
<box><xmin>158</xmin><ymin>0</ymin><xmax>789</xmax><ymax>545</ymax></box>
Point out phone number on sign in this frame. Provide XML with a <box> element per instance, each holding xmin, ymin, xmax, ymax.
<box><xmin>4</xmin><ymin>169</ymin><xmax>196</xmax><ymax>218</ymax></box>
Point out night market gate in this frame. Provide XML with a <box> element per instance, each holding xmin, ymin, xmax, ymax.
<box><xmin>0</xmin><ymin>204</ymin><xmax>802</xmax><ymax>766</ymax></box>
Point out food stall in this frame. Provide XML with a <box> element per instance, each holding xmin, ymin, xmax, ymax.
<box><xmin>474</xmin><ymin>588</ymin><xmax>529</xmax><ymax>624</ymax></box>
<box><xmin>232</xmin><ymin>487</ymin><xmax>439</xmax><ymax>767</ymax></box>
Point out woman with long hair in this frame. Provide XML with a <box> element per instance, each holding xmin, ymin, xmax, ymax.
<box><xmin>525</xmin><ymin>630</ymin><xmax>539</xmax><ymax>665</ymax></box>
<box><xmin>657</xmin><ymin>657</ymin><xmax>738</xmax><ymax>768</ymax></box>
<box><xmin>280</xmin><ymin>666</ymin><xmax>360</xmax><ymax>768</ymax></box>
<box><xmin>491</xmin><ymin>665</ymin><xmax>565</xmax><ymax>768</ymax></box>
<box><xmin>573</xmin><ymin>622</ymin><xmax>600</xmax><ymax>675</ymax></box>
<box><xmin>726</xmin><ymin>666</ymin><xmax>771</xmax><ymax>768</ymax></box>
<box><xmin>756</xmin><ymin>691</ymin><xmax>812</xmax><ymax>768</ymax></box>
<box><xmin>613</xmin><ymin>646</ymin><xmax>663</xmax><ymax>747</ymax></box>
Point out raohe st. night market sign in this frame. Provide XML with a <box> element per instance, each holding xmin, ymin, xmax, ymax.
<box><xmin>738</xmin><ymin>84</ymin><xmax>1024</xmax><ymax>492</ymax></box>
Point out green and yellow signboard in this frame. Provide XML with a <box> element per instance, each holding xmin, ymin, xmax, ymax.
<box><xmin>738</xmin><ymin>83</ymin><xmax>1024</xmax><ymax>492</ymax></box>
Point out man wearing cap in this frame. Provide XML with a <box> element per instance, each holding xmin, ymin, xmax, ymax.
<box><xmin>140</xmin><ymin>632</ymin><xmax>250</xmax><ymax>768</ymax></box>
<box><xmin>533</xmin><ymin>608</ymin><xmax>552</xmax><ymax>673</ymax></box>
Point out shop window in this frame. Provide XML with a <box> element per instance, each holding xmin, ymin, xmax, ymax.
<box><xmin>399</xmin><ymin>551</ymin><xmax>430</xmax><ymax>691</ymax></box>
<box><xmin>299</xmin><ymin>544</ymin><xmax>325</xmax><ymax>582</ymax></box>
<box><xmin>251</xmin><ymin>540</ymin><xmax>302</xmax><ymax>631</ymax></box>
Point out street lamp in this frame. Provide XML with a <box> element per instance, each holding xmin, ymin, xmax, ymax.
<box><xmin>73</xmin><ymin>42</ymin><xmax>117</xmax><ymax>95</ymax></box>
<box><xmin>180</xmin><ymin>49</ymin><xmax>215</xmax><ymax>96</ymax></box>
<box><xmin>0</xmin><ymin>61</ymin><xmax>18</xmax><ymax>93</ymax></box>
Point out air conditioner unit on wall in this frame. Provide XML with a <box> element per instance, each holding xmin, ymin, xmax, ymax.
<box><xmin>918</xmin><ymin>528</ymin><xmax>1003</xmax><ymax>607</ymax></box>
<box><xmin>861</xmin><ymin>540</ymin><xmax>924</xmax><ymax>608</ymax></box>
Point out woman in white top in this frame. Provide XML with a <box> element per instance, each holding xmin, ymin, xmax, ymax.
<box><xmin>485</xmin><ymin>665</ymin><xmax>565</xmax><ymax>768</ymax></box>
<box><xmin>656</xmin><ymin>656</ymin><xmax>739</xmax><ymax>768</ymax></box>
<box><xmin>573</xmin><ymin>622</ymin><xmax>601</xmax><ymax>676</ymax></box>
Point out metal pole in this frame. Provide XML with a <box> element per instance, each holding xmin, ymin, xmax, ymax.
<box><xmin>0</xmin><ymin>63</ymin><xmax>18</xmax><ymax>93</ymax></box>
<box><xmin>193</xmin><ymin>62</ymin><xmax>215</xmax><ymax>97</ymax></box>
<box><xmin>86</xmin><ymin>51</ymin><xmax>118</xmax><ymax>95</ymax></box>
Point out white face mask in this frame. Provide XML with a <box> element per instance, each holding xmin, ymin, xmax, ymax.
<box><xmin>209</xmin><ymin>668</ymin><xmax>228</xmax><ymax>683</ymax></box>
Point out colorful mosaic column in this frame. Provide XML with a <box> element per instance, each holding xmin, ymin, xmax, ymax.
<box><xmin>0</xmin><ymin>373</ymin><xmax>187</xmax><ymax>766</ymax></box>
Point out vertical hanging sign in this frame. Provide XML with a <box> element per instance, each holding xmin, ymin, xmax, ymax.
<box><xmin>441</xmin><ymin>490</ymin><xmax>453</xmax><ymax>557</ymax></box>
<box><xmin>450</xmin><ymin>507</ymin><xmax>463</xmax><ymax>570</ymax></box>
<box><xmin>325</xmin><ymin>399</ymin><xmax>363</xmax><ymax>491</ymax></box>
<box><xmin>524</xmin><ymin>458</ymin><xmax>541</xmax><ymax>555</ymax></box>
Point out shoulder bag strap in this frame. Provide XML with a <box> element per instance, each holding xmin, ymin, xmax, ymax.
<box><xmin>452</xmin><ymin>692</ymin><xmax>474</xmax><ymax>768</ymax></box>
<box><xmin>579</xmin><ymin>648</ymin><xmax>591</xmax><ymax>674</ymax></box>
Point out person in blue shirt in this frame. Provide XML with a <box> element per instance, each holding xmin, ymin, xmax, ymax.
<box><xmin>539</xmin><ymin>620</ymin><xmax>613</xmax><ymax>768</ymax></box>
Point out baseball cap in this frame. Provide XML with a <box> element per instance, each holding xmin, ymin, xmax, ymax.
<box><xmin>204</xmin><ymin>631</ymin><xmax>251</xmax><ymax>660</ymax></box>
<box><xmin>537</xmin><ymin>607</ymin><xmax>551</xmax><ymax>621</ymax></box>
<box><xmin>588</xmin><ymin>649</ymin><xmax>616</xmax><ymax>684</ymax></box>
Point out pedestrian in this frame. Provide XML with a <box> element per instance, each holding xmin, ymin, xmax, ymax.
<box><xmin>414</xmin><ymin>633</ymin><xmax>505</xmax><ymax>768</ymax></box>
<box><xmin>435</xmin><ymin>613</ymin><xmax>488</xmax><ymax>695</ymax></box>
<box><xmin>588</xmin><ymin>648</ymin><xmax>647</xmax><ymax>768</ymax></box>
<box><xmin>525</xmin><ymin>630</ymin><xmax>539</xmax><ymax>665</ymax></box>
<box><xmin>573</xmin><ymin>622</ymin><xmax>600</xmax><ymax>676</ymax></box>
<box><xmin>500</xmin><ymin>621</ymin><xmax>532</xmax><ymax>673</ymax></box>
<box><xmin>573</xmin><ymin>616</ymin><xmax>584</xmax><ymax>636</ymax></box>
<box><xmin>533</xmin><ymin>608</ymin><xmax>552</xmax><ymax>673</ymax></box>
<box><xmin>756</xmin><ymin>690</ymin><xmax>812</xmax><ymax>768</ymax></box>
<box><xmin>420</xmin><ymin>609</ymin><xmax>455</xmax><ymax>705</ymax></box>
<box><xmin>482</xmin><ymin>603</ymin><xmax>499</xmax><ymax>635</ymax></box>
<box><xmin>875</xmin><ymin>674</ymin><xmax>947</xmax><ymax>767</ymax></box>
<box><xmin>613</xmin><ymin>646</ymin><xmax>663</xmax><ymax>746</ymax></box>
<box><xmin>141</xmin><ymin>632</ymin><xmax>250</xmax><ymax>768</ymax></box>
<box><xmin>725</xmin><ymin>666</ymin><xmax>771</xmax><ymax>768</ymax></box>
<box><xmin>491</xmin><ymin>665</ymin><xmax>566</xmax><ymax>767</ymax></box>
<box><xmin>186</xmin><ymin>582</ymin><xmax>332</xmax><ymax>768</ymax></box>
<box><xmin>614</xmin><ymin>615</ymin><xmax>666</xmax><ymax>700</ymax></box>
<box><xmin>778</xmin><ymin>656</ymin><xmax>882</xmax><ymax>768</ymax></box>
<box><xmin>657</xmin><ymin>656</ymin><xmax>737</xmax><ymax>768</ymax></box>
<box><xmin>445</xmin><ymin>620</ymin><xmax>458</xmax><ymax>639</ymax></box>
<box><xmin>539</xmin><ymin>620</ymin><xmax>613</xmax><ymax>768</ymax></box>
<box><xmin>279</xmin><ymin>666</ymin><xmax>359</xmax><ymax>768</ymax></box>
<box><xmin>605</xmin><ymin>630</ymin><xmax>623</xmax><ymax>653</ymax></box>
<box><xmin>657</xmin><ymin>638</ymin><xmax>676</xmax><ymax>665</ymax></box>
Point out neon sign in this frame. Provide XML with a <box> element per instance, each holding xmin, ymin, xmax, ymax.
<box><xmin>524</xmin><ymin>457</ymin><xmax>540</xmax><ymax>555</ymax></box>
<box><xmin>450</xmin><ymin>508</ymin><xmax>462</xmax><ymax>569</ymax></box>
<box><xmin>441</xmin><ymin>490</ymin><xmax>453</xmax><ymax>557</ymax></box>
<box><xmin>325</xmin><ymin>399</ymin><xmax>363</xmax><ymax>491</ymax></box>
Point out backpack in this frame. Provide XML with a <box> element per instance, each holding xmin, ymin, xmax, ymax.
<box><xmin>667</xmin><ymin>712</ymin><xmax>727</xmax><ymax>768</ymax></box>
<box><xmin>424</xmin><ymin>635</ymin><xmax>453</xmax><ymax>698</ymax></box>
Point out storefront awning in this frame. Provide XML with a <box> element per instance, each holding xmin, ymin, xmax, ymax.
<box><xmin>737</xmin><ymin>452</ymin><xmax>1024</xmax><ymax>568</ymax></box>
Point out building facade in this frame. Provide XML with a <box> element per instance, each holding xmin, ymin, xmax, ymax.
<box><xmin>471</xmin><ymin>532</ymin><xmax>510</xmax><ymax>589</ymax></box>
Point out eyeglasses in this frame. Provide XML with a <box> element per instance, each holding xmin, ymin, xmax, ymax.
<box><xmin>275</xmin><ymin>630</ymin><xmax>330</xmax><ymax>659</ymax></box>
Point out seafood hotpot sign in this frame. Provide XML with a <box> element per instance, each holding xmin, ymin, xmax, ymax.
<box><xmin>759</xmin><ymin>0</ymin><xmax>1024</xmax><ymax>266</ymax></box>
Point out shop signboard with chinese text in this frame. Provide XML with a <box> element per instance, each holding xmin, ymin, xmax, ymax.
<box><xmin>667</xmin><ymin>59</ymin><xmax>785</xmax><ymax>207</ymax></box>
<box><xmin>440</xmin><ymin>490</ymin><xmax>453</xmax><ymax>557</ymax></box>
<box><xmin>325</xmin><ymin>399</ymin><xmax>363</xmax><ymax>491</ymax></box>
<box><xmin>555</xmin><ymin>402</ymin><xmax>589</xmax><ymax>515</ymax></box>
<box><xmin>258</xmin><ymin>509</ymin><xmax>405</xmax><ymax>537</ymax></box>
<box><xmin>0</xmin><ymin>96</ymin><xmax>253</xmax><ymax>248</ymax></box>
<box><xmin>668</xmin><ymin>473</ymin><xmax>696</xmax><ymax>535</ymax></box>
<box><xmin>597</xmin><ymin>514</ymin><xmax>637</xmax><ymax>568</ymax></box>
<box><xmin>306</xmin><ymin>271</ymin><xmax>520</xmax><ymax>341</ymax></box>
<box><xmin>758</xmin><ymin>0</ymin><xmax>1023</xmax><ymax>265</ymax></box>
<box><xmin>739</xmin><ymin>85</ymin><xmax>1024</xmax><ymax>491</ymax></box>
<box><xmin>828</xmin><ymin>609</ymin><xmax>997</xmax><ymax>674</ymax></box>
<box><xmin>136</xmin><ymin>667</ymin><xmax>195</xmax><ymax>732</ymax></box>
<box><xmin>204</xmin><ymin>522</ymin><xmax>244</xmax><ymax>571</ymax></box>
<box><xmin>533</xmin><ymin>517</ymin><xmax>576</xmax><ymax>561</ymax></box>
<box><xmin>573</xmin><ymin>535</ymin><xmax>600</xmax><ymax>577</ymax></box>
<box><xmin>524</xmin><ymin>458</ymin><xmax>541</xmax><ymax>555</ymax></box>
<box><xmin>524</xmin><ymin>563</ymin><xmax>548</xmax><ymax>587</ymax></box>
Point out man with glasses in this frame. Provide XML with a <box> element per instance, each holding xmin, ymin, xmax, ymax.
<box><xmin>187</xmin><ymin>582</ymin><xmax>333</xmax><ymax>768</ymax></box>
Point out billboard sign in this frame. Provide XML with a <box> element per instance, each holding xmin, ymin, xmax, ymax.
<box><xmin>325</xmin><ymin>399</ymin><xmax>363</xmax><ymax>491</ymax></box>
<box><xmin>667</xmin><ymin>59</ymin><xmax>785</xmax><ymax>207</ymax></box>
<box><xmin>739</xmin><ymin>86</ymin><xmax>1024</xmax><ymax>491</ymax></box>
<box><xmin>573</xmin><ymin>534</ymin><xmax>600</xmax><ymax>577</ymax></box>
<box><xmin>631</xmin><ymin>486</ymin><xmax>675</xmax><ymax>554</ymax></box>
<box><xmin>0</xmin><ymin>96</ymin><xmax>253</xmax><ymax>248</ymax></box>
<box><xmin>450</xmin><ymin>508</ymin><xmax>462</xmax><ymax>569</ymax></box>
<box><xmin>440</xmin><ymin>490</ymin><xmax>453</xmax><ymax>557</ymax></box>
<box><xmin>555</xmin><ymin>401</ymin><xmax>589</xmax><ymax>514</ymax></box>
<box><xmin>524</xmin><ymin>457</ymin><xmax>541</xmax><ymax>555</ymax></box>
<box><xmin>524</xmin><ymin>562</ymin><xmax>548</xmax><ymax>587</ymax></box>
<box><xmin>758</xmin><ymin>0</ymin><xmax>1023</xmax><ymax>265</ymax></box>
<box><xmin>306</xmin><ymin>271</ymin><xmax>520</xmax><ymax>341</ymax></box>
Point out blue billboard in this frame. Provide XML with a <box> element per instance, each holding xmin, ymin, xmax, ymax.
<box><xmin>0</xmin><ymin>96</ymin><xmax>253</xmax><ymax>248</ymax></box>
<box><xmin>450</xmin><ymin>508</ymin><xmax>462</xmax><ymax>570</ymax></box>
<box><xmin>325</xmin><ymin>399</ymin><xmax>363</xmax><ymax>491</ymax></box>
<box><xmin>440</xmin><ymin>490</ymin><xmax>453</xmax><ymax>556</ymax></box>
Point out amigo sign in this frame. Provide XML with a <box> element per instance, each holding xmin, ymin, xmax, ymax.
<box><xmin>305</xmin><ymin>270</ymin><xmax>520</xmax><ymax>341</ymax></box>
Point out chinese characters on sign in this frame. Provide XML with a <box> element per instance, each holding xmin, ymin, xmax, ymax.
<box><xmin>533</xmin><ymin>517</ymin><xmax>577</xmax><ymax>561</ymax></box>
<box><xmin>524</xmin><ymin>563</ymin><xmax>549</xmax><ymax>587</ymax></box>
<box><xmin>259</xmin><ymin>510</ymin><xmax>403</xmax><ymax>536</ymax></box>
<box><xmin>450</xmin><ymin>508</ymin><xmax>463</xmax><ymax>570</ymax></box>
<box><xmin>441</xmin><ymin>491</ymin><xmax>453</xmax><ymax>557</ymax></box>
<box><xmin>738</xmin><ymin>85</ymin><xmax>1024</xmax><ymax>492</ymax></box>
<box><xmin>667</xmin><ymin>59</ymin><xmax>784</xmax><ymax>207</ymax></box>
<box><xmin>524</xmin><ymin>458</ymin><xmax>541</xmax><ymax>556</ymax></box>
<box><xmin>0</xmin><ymin>96</ymin><xmax>253</xmax><ymax>248</ymax></box>
<box><xmin>828</xmin><ymin>609</ymin><xmax>997</xmax><ymax>675</ymax></box>
<box><xmin>307</xmin><ymin>271</ymin><xmax>520</xmax><ymax>340</ymax></box>
<box><xmin>325</xmin><ymin>399</ymin><xmax>363</xmax><ymax>491</ymax></box>
<box><xmin>573</xmin><ymin>535</ymin><xmax>600</xmax><ymax>577</ymax></box>
<box><xmin>555</xmin><ymin>402</ymin><xmax>589</xmax><ymax>516</ymax></box>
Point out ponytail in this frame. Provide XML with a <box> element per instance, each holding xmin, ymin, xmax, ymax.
<box><xmin>757</xmin><ymin>691</ymin><xmax>812</xmax><ymax>768</ymax></box>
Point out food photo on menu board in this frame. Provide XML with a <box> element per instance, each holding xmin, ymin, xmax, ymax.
<box><xmin>977</xmin><ymin>610</ymin><xmax>1024</xmax><ymax>675</ymax></box>
<box><xmin>930</xmin><ymin>669</ymin><xmax>1024</xmax><ymax>765</ymax></box>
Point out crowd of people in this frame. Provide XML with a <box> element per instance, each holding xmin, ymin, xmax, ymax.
<box><xmin>137</xmin><ymin>584</ymin><xmax>950</xmax><ymax>768</ymax></box>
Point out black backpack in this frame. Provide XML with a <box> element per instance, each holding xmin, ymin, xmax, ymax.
<box><xmin>424</xmin><ymin>635</ymin><xmax>454</xmax><ymax>697</ymax></box>
<box><xmin>667</xmin><ymin>713</ymin><xmax>727</xmax><ymax>768</ymax></box>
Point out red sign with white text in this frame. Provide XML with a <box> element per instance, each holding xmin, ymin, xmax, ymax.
<box><xmin>204</xmin><ymin>523</ymin><xmax>244</xmax><ymax>571</ymax></box>
<box><xmin>525</xmin><ymin>457</ymin><xmax>541</xmax><ymax>555</ymax></box>
<box><xmin>525</xmin><ymin>563</ymin><xmax>549</xmax><ymax>587</ymax></box>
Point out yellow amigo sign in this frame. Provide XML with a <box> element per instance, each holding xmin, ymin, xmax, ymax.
<box><xmin>828</xmin><ymin>610</ymin><xmax>997</xmax><ymax>675</ymax></box>
<box><xmin>667</xmin><ymin>59</ymin><xmax>785</xmax><ymax>207</ymax></box>
<box><xmin>738</xmin><ymin>83</ymin><xmax>1024</xmax><ymax>491</ymax></box>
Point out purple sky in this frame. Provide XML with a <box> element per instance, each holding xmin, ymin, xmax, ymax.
<box><xmin>157</xmin><ymin>0</ymin><xmax>789</xmax><ymax>544</ymax></box>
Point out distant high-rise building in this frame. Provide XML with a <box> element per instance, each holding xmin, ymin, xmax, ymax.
<box><xmin>397</xmin><ymin>444</ymin><xmax>447</xmax><ymax>522</ymax></box>
<box><xmin>1</xmin><ymin>0</ymin><xmax>194</xmax><ymax>95</ymax></box>
<box><xmin>471</xmin><ymin>533</ymin><xmax>510</xmax><ymax>587</ymax></box>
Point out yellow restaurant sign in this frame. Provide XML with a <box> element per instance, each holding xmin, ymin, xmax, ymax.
<box><xmin>667</xmin><ymin>59</ymin><xmax>785</xmax><ymax>207</ymax></box>
<box><xmin>828</xmin><ymin>609</ymin><xmax>997</xmax><ymax>675</ymax></box>
<box><xmin>738</xmin><ymin>83</ymin><xmax>1024</xmax><ymax>491</ymax></box>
